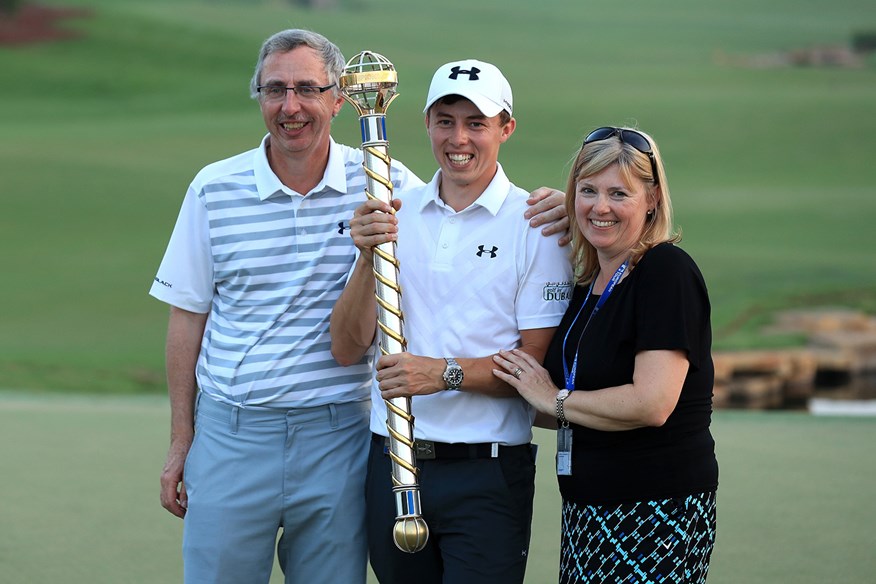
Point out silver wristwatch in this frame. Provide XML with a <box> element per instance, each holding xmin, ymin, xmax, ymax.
<box><xmin>442</xmin><ymin>357</ymin><xmax>464</xmax><ymax>391</ymax></box>
<box><xmin>556</xmin><ymin>389</ymin><xmax>571</xmax><ymax>427</ymax></box>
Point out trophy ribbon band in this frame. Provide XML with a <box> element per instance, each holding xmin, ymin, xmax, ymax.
<box><xmin>339</xmin><ymin>51</ymin><xmax>429</xmax><ymax>554</ymax></box>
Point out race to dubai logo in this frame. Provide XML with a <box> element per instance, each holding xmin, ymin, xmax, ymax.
<box><xmin>543</xmin><ymin>281</ymin><xmax>572</xmax><ymax>302</ymax></box>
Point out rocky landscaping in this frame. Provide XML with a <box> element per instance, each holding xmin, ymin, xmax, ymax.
<box><xmin>714</xmin><ymin>309</ymin><xmax>876</xmax><ymax>410</ymax></box>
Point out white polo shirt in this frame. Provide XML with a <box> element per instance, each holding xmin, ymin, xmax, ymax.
<box><xmin>149</xmin><ymin>135</ymin><xmax>422</xmax><ymax>408</ymax></box>
<box><xmin>369</xmin><ymin>164</ymin><xmax>573</xmax><ymax>445</ymax></box>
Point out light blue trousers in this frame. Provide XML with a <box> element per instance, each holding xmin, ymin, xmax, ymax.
<box><xmin>182</xmin><ymin>393</ymin><xmax>371</xmax><ymax>584</ymax></box>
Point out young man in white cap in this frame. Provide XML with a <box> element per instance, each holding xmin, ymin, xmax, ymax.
<box><xmin>330</xmin><ymin>59</ymin><xmax>573</xmax><ymax>584</ymax></box>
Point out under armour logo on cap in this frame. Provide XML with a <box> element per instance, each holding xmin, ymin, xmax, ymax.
<box><xmin>424</xmin><ymin>59</ymin><xmax>513</xmax><ymax>118</ymax></box>
<box><xmin>449</xmin><ymin>66</ymin><xmax>480</xmax><ymax>81</ymax></box>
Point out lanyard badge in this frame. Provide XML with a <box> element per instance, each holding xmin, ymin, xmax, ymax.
<box><xmin>557</xmin><ymin>426</ymin><xmax>573</xmax><ymax>476</ymax></box>
<box><xmin>556</xmin><ymin>388</ymin><xmax>572</xmax><ymax>475</ymax></box>
<box><xmin>555</xmin><ymin>259</ymin><xmax>629</xmax><ymax>477</ymax></box>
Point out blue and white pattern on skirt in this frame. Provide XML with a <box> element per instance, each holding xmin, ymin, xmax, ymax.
<box><xmin>560</xmin><ymin>491</ymin><xmax>717</xmax><ymax>583</ymax></box>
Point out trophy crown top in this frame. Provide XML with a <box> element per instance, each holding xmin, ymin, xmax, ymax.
<box><xmin>340</xmin><ymin>50</ymin><xmax>399</xmax><ymax>114</ymax></box>
<box><xmin>344</xmin><ymin>51</ymin><xmax>396</xmax><ymax>76</ymax></box>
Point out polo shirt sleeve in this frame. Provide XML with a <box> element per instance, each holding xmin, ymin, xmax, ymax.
<box><xmin>515</xmin><ymin>225</ymin><xmax>573</xmax><ymax>331</ymax></box>
<box><xmin>148</xmin><ymin>186</ymin><xmax>214</xmax><ymax>314</ymax></box>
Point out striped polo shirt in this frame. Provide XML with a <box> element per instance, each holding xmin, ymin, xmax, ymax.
<box><xmin>149</xmin><ymin>135</ymin><xmax>422</xmax><ymax>408</ymax></box>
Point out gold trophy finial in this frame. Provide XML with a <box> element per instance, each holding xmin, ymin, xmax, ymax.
<box><xmin>339</xmin><ymin>51</ymin><xmax>429</xmax><ymax>554</ymax></box>
<box><xmin>339</xmin><ymin>51</ymin><xmax>399</xmax><ymax>115</ymax></box>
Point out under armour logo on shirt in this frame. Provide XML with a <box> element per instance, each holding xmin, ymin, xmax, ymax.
<box><xmin>338</xmin><ymin>221</ymin><xmax>351</xmax><ymax>234</ymax></box>
<box><xmin>449</xmin><ymin>66</ymin><xmax>480</xmax><ymax>81</ymax></box>
<box><xmin>476</xmin><ymin>245</ymin><xmax>498</xmax><ymax>258</ymax></box>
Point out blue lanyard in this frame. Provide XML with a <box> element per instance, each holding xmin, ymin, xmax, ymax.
<box><xmin>562</xmin><ymin>259</ymin><xmax>629</xmax><ymax>391</ymax></box>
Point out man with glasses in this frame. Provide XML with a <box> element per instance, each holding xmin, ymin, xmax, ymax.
<box><xmin>149</xmin><ymin>30</ymin><xmax>567</xmax><ymax>584</ymax></box>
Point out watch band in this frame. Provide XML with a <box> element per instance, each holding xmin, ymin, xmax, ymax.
<box><xmin>556</xmin><ymin>389</ymin><xmax>571</xmax><ymax>428</ymax></box>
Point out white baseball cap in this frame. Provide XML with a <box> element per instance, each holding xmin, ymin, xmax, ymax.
<box><xmin>423</xmin><ymin>59</ymin><xmax>513</xmax><ymax>117</ymax></box>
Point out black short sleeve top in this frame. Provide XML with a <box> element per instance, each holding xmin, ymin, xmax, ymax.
<box><xmin>544</xmin><ymin>243</ymin><xmax>719</xmax><ymax>504</ymax></box>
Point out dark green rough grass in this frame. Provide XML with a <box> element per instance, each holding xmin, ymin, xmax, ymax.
<box><xmin>1</xmin><ymin>0</ymin><xmax>876</xmax><ymax>392</ymax></box>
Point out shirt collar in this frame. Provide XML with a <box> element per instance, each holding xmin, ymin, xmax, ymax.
<box><xmin>418</xmin><ymin>162</ymin><xmax>511</xmax><ymax>216</ymax></box>
<box><xmin>254</xmin><ymin>135</ymin><xmax>347</xmax><ymax>200</ymax></box>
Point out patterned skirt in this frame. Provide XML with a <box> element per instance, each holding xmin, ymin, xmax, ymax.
<box><xmin>560</xmin><ymin>491</ymin><xmax>717</xmax><ymax>584</ymax></box>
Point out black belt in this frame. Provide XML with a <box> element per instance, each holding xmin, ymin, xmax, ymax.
<box><xmin>374</xmin><ymin>433</ymin><xmax>527</xmax><ymax>460</ymax></box>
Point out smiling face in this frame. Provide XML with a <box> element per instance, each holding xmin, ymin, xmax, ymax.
<box><xmin>425</xmin><ymin>98</ymin><xmax>515</xmax><ymax>199</ymax></box>
<box><xmin>258</xmin><ymin>46</ymin><xmax>344</xmax><ymax>165</ymax></box>
<box><xmin>574</xmin><ymin>163</ymin><xmax>656</xmax><ymax>264</ymax></box>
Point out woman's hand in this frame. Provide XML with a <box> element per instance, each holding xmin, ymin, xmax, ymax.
<box><xmin>492</xmin><ymin>349</ymin><xmax>559</xmax><ymax>416</ymax></box>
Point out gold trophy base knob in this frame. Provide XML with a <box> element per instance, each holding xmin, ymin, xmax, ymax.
<box><xmin>393</xmin><ymin>517</ymin><xmax>430</xmax><ymax>553</ymax></box>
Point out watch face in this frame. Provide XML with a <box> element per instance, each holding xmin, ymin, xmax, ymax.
<box><xmin>444</xmin><ymin>360</ymin><xmax>463</xmax><ymax>389</ymax></box>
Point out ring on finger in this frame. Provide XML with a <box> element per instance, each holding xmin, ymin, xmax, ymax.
<box><xmin>513</xmin><ymin>367</ymin><xmax>523</xmax><ymax>379</ymax></box>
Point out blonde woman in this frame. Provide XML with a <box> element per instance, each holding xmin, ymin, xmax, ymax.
<box><xmin>494</xmin><ymin>127</ymin><xmax>718</xmax><ymax>583</ymax></box>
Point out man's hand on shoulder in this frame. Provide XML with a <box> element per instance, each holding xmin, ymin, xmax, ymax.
<box><xmin>526</xmin><ymin>186</ymin><xmax>571</xmax><ymax>246</ymax></box>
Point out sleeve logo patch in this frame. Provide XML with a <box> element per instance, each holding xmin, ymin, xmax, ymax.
<box><xmin>543</xmin><ymin>281</ymin><xmax>572</xmax><ymax>302</ymax></box>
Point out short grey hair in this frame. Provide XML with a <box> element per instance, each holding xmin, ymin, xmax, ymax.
<box><xmin>249</xmin><ymin>29</ymin><xmax>346</xmax><ymax>99</ymax></box>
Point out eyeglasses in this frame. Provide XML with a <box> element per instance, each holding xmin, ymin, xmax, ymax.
<box><xmin>583</xmin><ymin>127</ymin><xmax>659</xmax><ymax>186</ymax></box>
<box><xmin>257</xmin><ymin>83</ymin><xmax>337</xmax><ymax>101</ymax></box>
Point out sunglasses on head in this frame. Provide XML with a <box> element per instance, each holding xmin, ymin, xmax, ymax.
<box><xmin>583</xmin><ymin>127</ymin><xmax>659</xmax><ymax>186</ymax></box>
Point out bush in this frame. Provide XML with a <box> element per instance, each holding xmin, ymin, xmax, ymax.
<box><xmin>851</xmin><ymin>31</ymin><xmax>876</xmax><ymax>54</ymax></box>
<box><xmin>0</xmin><ymin>0</ymin><xmax>22</xmax><ymax>17</ymax></box>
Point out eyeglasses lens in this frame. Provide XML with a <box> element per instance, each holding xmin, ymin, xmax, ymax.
<box><xmin>259</xmin><ymin>85</ymin><xmax>333</xmax><ymax>101</ymax></box>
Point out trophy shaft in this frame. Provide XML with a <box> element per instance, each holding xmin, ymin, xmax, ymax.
<box><xmin>359</xmin><ymin>114</ymin><xmax>388</xmax><ymax>146</ymax></box>
<box><xmin>340</xmin><ymin>50</ymin><xmax>429</xmax><ymax>553</ymax></box>
<box><xmin>363</xmin><ymin>144</ymin><xmax>393</xmax><ymax>205</ymax></box>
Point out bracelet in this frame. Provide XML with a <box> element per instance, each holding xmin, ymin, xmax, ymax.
<box><xmin>556</xmin><ymin>389</ymin><xmax>571</xmax><ymax>427</ymax></box>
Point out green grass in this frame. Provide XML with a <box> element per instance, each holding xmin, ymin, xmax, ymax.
<box><xmin>2</xmin><ymin>6</ymin><xmax>874</xmax><ymax>581</ymax></box>
<box><xmin>1</xmin><ymin>0</ymin><xmax>875</xmax><ymax>389</ymax></box>
<box><xmin>1</xmin><ymin>393</ymin><xmax>874</xmax><ymax>583</ymax></box>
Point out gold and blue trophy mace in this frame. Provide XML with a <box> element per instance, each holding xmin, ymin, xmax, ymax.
<box><xmin>339</xmin><ymin>51</ymin><xmax>429</xmax><ymax>554</ymax></box>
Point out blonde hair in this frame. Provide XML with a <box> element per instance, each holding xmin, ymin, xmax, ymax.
<box><xmin>565</xmin><ymin>127</ymin><xmax>680</xmax><ymax>285</ymax></box>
